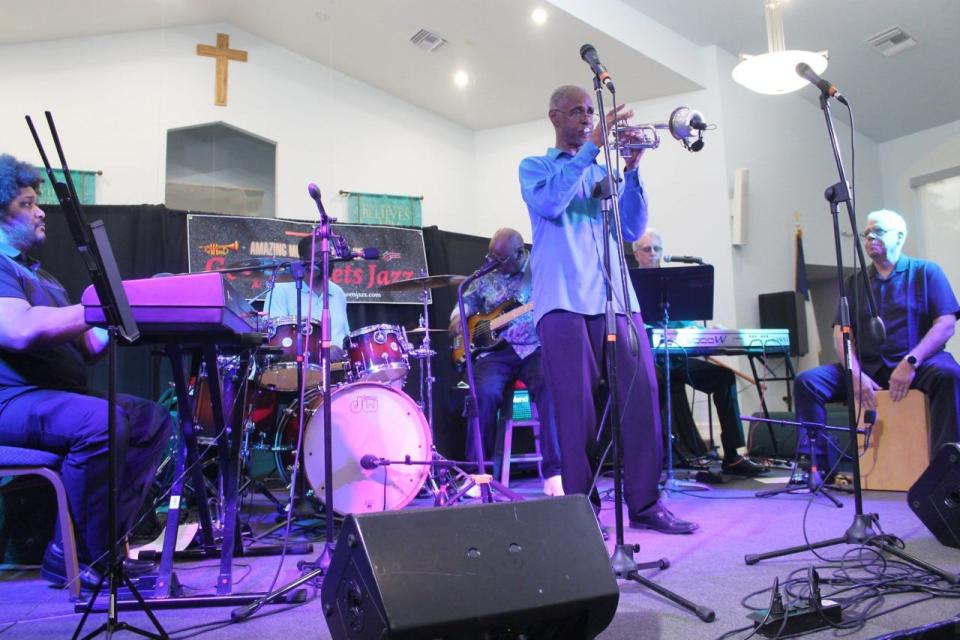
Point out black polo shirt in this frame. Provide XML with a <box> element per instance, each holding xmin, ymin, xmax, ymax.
<box><xmin>0</xmin><ymin>243</ymin><xmax>88</xmax><ymax>405</ymax></box>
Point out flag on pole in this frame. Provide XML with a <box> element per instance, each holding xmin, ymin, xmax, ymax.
<box><xmin>795</xmin><ymin>225</ymin><xmax>822</xmax><ymax>369</ymax></box>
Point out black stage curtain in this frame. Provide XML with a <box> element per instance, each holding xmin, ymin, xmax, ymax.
<box><xmin>36</xmin><ymin>205</ymin><xmax>491</xmax><ymax>459</ymax></box>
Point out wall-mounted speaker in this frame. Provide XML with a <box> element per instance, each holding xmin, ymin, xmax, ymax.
<box><xmin>321</xmin><ymin>495</ymin><xmax>619</xmax><ymax>639</ymax></box>
<box><xmin>908</xmin><ymin>442</ymin><xmax>960</xmax><ymax>549</ymax></box>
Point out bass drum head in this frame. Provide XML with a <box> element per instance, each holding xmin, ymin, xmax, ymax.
<box><xmin>303</xmin><ymin>382</ymin><xmax>431</xmax><ymax>514</ymax></box>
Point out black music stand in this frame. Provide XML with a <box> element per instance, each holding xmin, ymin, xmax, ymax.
<box><xmin>633</xmin><ymin>265</ymin><xmax>715</xmax><ymax>489</ymax></box>
<box><xmin>631</xmin><ymin>265</ymin><xmax>714</xmax><ymax>325</ymax></box>
<box><xmin>26</xmin><ymin>112</ymin><xmax>167</xmax><ymax>640</ymax></box>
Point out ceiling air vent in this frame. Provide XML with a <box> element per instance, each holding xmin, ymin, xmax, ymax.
<box><xmin>410</xmin><ymin>28</ymin><xmax>447</xmax><ymax>53</ymax></box>
<box><xmin>865</xmin><ymin>26</ymin><xmax>918</xmax><ymax>57</ymax></box>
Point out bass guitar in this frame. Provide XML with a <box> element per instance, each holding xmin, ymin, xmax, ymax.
<box><xmin>451</xmin><ymin>298</ymin><xmax>534</xmax><ymax>365</ymax></box>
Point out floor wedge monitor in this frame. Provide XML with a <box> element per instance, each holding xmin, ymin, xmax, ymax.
<box><xmin>321</xmin><ymin>495</ymin><xmax>619</xmax><ymax>639</ymax></box>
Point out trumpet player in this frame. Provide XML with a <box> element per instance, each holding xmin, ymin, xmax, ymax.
<box><xmin>519</xmin><ymin>85</ymin><xmax>698</xmax><ymax>535</ymax></box>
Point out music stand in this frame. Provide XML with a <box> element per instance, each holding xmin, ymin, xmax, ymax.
<box><xmin>631</xmin><ymin>265</ymin><xmax>714</xmax><ymax>324</ymax></box>
<box><xmin>27</xmin><ymin>112</ymin><xmax>167</xmax><ymax>639</ymax></box>
<box><xmin>632</xmin><ymin>265</ymin><xmax>714</xmax><ymax>491</ymax></box>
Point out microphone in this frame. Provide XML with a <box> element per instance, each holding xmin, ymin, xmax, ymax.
<box><xmin>579</xmin><ymin>44</ymin><xmax>615</xmax><ymax>92</ymax></box>
<box><xmin>663</xmin><ymin>255</ymin><xmax>704</xmax><ymax>265</ymax></box>
<box><xmin>473</xmin><ymin>253</ymin><xmax>501</xmax><ymax>278</ymax></box>
<box><xmin>307</xmin><ymin>182</ymin><xmax>328</xmax><ymax>217</ymax></box>
<box><xmin>360</xmin><ymin>454</ymin><xmax>383</xmax><ymax>470</ymax></box>
<box><xmin>347</xmin><ymin>247</ymin><xmax>380</xmax><ymax>260</ymax></box>
<box><xmin>795</xmin><ymin>63</ymin><xmax>847</xmax><ymax>104</ymax></box>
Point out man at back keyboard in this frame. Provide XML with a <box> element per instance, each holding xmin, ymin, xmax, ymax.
<box><xmin>634</xmin><ymin>228</ymin><xmax>766</xmax><ymax>476</ymax></box>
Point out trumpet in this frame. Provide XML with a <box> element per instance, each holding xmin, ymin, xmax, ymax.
<box><xmin>612</xmin><ymin>106</ymin><xmax>709</xmax><ymax>154</ymax></box>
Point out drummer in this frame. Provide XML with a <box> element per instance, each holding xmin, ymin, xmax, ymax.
<box><xmin>265</xmin><ymin>235</ymin><xmax>351</xmax><ymax>355</ymax></box>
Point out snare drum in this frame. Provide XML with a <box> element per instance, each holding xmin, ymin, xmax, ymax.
<box><xmin>345</xmin><ymin>324</ymin><xmax>410</xmax><ymax>384</ymax></box>
<box><xmin>260</xmin><ymin>317</ymin><xmax>324</xmax><ymax>391</ymax></box>
<box><xmin>275</xmin><ymin>382</ymin><xmax>431</xmax><ymax>513</ymax></box>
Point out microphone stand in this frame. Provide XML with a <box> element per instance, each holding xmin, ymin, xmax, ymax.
<box><xmin>451</xmin><ymin>259</ymin><xmax>522</xmax><ymax>503</ymax></box>
<box><xmin>230</xmin><ymin>188</ymin><xmax>342</xmax><ymax>622</ymax></box>
<box><xmin>590</xmin><ymin>78</ymin><xmax>714</xmax><ymax>622</ymax></box>
<box><xmin>743</xmin><ymin>93</ymin><xmax>956</xmax><ymax>584</ymax></box>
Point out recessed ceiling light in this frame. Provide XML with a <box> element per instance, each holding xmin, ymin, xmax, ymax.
<box><xmin>453</xmin><ymin>70</ymin><xmax>470</xmax><ymax>88</ymax></box>
<box><xmin>531</xmin><ymin>8</ymin><xmax>548</xmax><ymax>25</ymax></box>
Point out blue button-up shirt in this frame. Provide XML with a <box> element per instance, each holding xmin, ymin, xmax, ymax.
<box><xmin>519</xmin><ymin>142</ymin><xmax>648</xmax><ymax>327</ymax></box>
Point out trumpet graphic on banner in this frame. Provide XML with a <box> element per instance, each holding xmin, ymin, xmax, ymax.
<box><xmin>200</xmin><ymin>240</ymin><xmax>240</xmax><ymax>257</ymax></box>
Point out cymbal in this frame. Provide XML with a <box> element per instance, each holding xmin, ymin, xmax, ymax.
<box><xmin>217</xmin><ymin>258</ymin><xmax>293</xmax><ymax>282</ymax></box>
<box><xmin>380</xmin><ymin>274</ymin><xmax>466</xmax><ymax>292</ymax></box>
<box><xmin>405</xmin><ymin>327</ymin><xmax>446</xmax><ymax>334</ymax></box>
<box><xmin>223</xmin><ymin>257</ymin><xmax>289</xmax><ymax>271</ymax></box>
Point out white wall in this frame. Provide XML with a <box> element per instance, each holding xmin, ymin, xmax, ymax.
<box><xmin>878</xmin><ymin>118</ymin><xmax>960</xmax><ymax>250</ymax></box>
<box><xmin>3</xmin><ymin>17</ymin><xmax>907</xmax><ymax>424</ymax></box>
<box><xmin>0</xmin><ymin>24</ymin><xmax>475</xmax><ymax>228</ymax></box>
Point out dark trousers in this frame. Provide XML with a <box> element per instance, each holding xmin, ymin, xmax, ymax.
<box><xmin>0</xmin><ymin>389</ymin><xmax>173</xmax><ymax>566</ymax></box>
<box><xmin>470</xmin><ymin>346</ymin><xmax>561</xmax><ymax>478</ymax></box>
<box><xmin>538</xmin><ymin>311</ymin><xmax>662</xmax><ymax>514</ymax></box>
<box><xmin>655</xmin><ymin>357</ymin><xmax>745</xmax><ymax>461</ymax></box>
<box><xmin>795</xmin><ymin>350</ymin><xmax>960</xmax><ymax>457</ymax></box>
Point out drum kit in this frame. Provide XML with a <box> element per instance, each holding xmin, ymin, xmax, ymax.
<box><xmin>188</xmin><ymin>265</ymin><xmax>466</xmax><ymax>517</ymax></box>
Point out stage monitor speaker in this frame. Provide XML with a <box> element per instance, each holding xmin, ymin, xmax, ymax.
<box><xmin>908</xmin><ymin>442</ymin><xmax>960</xmax><ymax>549</ymax></box>
<box><xmin>758</xmin><ymin>290</ymin><xmax>808</xmax><ymax>357</ymax></box>
<box><xmin>321</xmin><ymin>495</ymin><xmax>619</xmax><ymax>640</ymax></box>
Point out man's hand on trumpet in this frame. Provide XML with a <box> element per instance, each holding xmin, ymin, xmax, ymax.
<box><xmin>588</xmin><ymin>104</ymin><xmax>644</xmax><ymax>170</ymax></box>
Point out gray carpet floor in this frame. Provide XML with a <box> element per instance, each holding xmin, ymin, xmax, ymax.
<box><xmin>1</xmin><ymin>469</ymin><xmax>958</xmax><ymax>639</ymax></box>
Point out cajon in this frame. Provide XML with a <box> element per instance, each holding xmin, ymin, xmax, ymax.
<box><xmin>857</xmin><ymin>390</ymin><xmax>930</xmax><ymax>491</ymax></box>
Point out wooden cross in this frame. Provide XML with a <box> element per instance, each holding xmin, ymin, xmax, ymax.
<box><xmin>197</xmin><ymin>33</ymin><xmax>248</xmax><ymax>106</ymax></box>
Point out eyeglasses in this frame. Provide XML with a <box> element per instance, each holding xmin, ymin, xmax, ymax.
<box><xmin>552</xmin><ymin>106</ymin><xmax>595</xmax><ymax>119</ymax></box>
<box><xmin>860</xmin><ymin>227</ymin><xmax>898</xmax><ymax>240</ymax></box>
<box><xmin>492</xmin><ymin>246</ymin><xmax>524</xmax><ymax>263</ymax></box>
<box><xmin>636</xmin><ymin>245</ymin><xmax>662</xmax><ymax>254</ymax></box>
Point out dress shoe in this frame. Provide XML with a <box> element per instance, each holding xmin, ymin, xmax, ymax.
<box><xmin>41</xmin><ymin>542</ymin><xmax>156</xmax><ymax>591</ymax></box>
<box><xmin>543</xmin><ymin>474</ymin><xmax>564</xmax><ymax>496</ymax></box>
<box><xmin>629</xmin><ymin>501</ymin><xmax>699</xmax><ymax>534</ymax></box>
<box><xmin>721</xmin><ymin>455</ymin><xmax>768</xmax><ymax>477</ymax></box>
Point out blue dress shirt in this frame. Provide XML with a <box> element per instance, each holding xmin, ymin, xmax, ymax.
<box><xmin>519</xmin><ymin>141</ymin><xmax>648</xmax><ymax>327</ymax></box>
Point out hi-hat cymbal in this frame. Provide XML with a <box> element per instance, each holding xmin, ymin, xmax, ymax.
<box><xmin>380</xmin><ymin>274</ymin><xmax>466</xmax><ymax>292</ymax></box>
<box><xmin>405</xmin><ymin>327</ymin><xmax>446</xmax><ymax>334</ymax></box>
<box><xmin>223</xmin><ymin>257</ymin><xmax>289</xmax><ymax>271</ymax></box>
<box><xmin>218</xmin><ymin>258</ymin><xmax>293</xmax><ymax>282</ymax></box>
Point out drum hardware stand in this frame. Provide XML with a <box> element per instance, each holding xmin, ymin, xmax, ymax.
<box><xmin>587</xmin><ymin>76</ymin><xmax>715</xmax><ymax>622</ymax></box>
<box><xmin>744</xmin><ymin>88</ymin><xmax>957</xmax><ymax>585</ymax></box>
<box><xmin>408</xmin><ymin>279</ymin><xmax>466</xmax><ymax>505</ymax></box>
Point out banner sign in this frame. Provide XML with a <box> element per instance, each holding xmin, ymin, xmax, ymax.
<box><xmin>36</xmin><ymin>167</ymin><xmax>97</xmax><ymax>205</ymax></box>
<box><xmin>187</xmin><ymin>214</ymin><xmax>430</xmax><ymax>304</ymax></box>
<box><xmin>346</xmin><ymin>192</ymin><xmax>422</xmax><ymax>227</ymax></box>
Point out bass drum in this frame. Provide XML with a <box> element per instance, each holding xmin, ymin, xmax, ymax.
<box><xmin>276</xmin><ymin>382</ymin><xmax>431</xmax><ymax>514</ymax></box>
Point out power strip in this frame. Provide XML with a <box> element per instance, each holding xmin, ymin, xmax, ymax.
<box><xmin>747</xmin><ymin>599</ymin><xmax>842</xmax><ymax>637</ymax></box>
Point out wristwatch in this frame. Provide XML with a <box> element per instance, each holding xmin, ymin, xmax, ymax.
<box><xmin>905</xmin><ymin>354</ymin><xmax>918</xmax><ymax>367</ymax></box>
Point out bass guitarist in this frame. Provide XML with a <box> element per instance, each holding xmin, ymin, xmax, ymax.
<box><xmin>448</xmin><ymin>228</ymin><xmax>562</xmax><ymax>496</ymax></box>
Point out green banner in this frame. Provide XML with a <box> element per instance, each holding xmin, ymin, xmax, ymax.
<box><xmin>35</xmin><ymin>167</ymin><xmax>97</xmax><ymax>206</ymax></box>
<box><xmin>346</xmin><ymin>192</ymin><xmax>422</xmax><ymax>227</ymax></box>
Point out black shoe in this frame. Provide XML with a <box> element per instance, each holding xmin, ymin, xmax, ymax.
<box><xmin>721</xmin><ymin>456</ymin><xmax>768</xmax><ymax>477</ymax></box>
<box><xmin>40</xmin><ymin>542</ymin><xmax>156</xmax><ymax>591</ymax></box>
<box><xmin>629</xmin><ymin>501</ymin><xmax>699</xmax><ymax>534</ymax></box>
